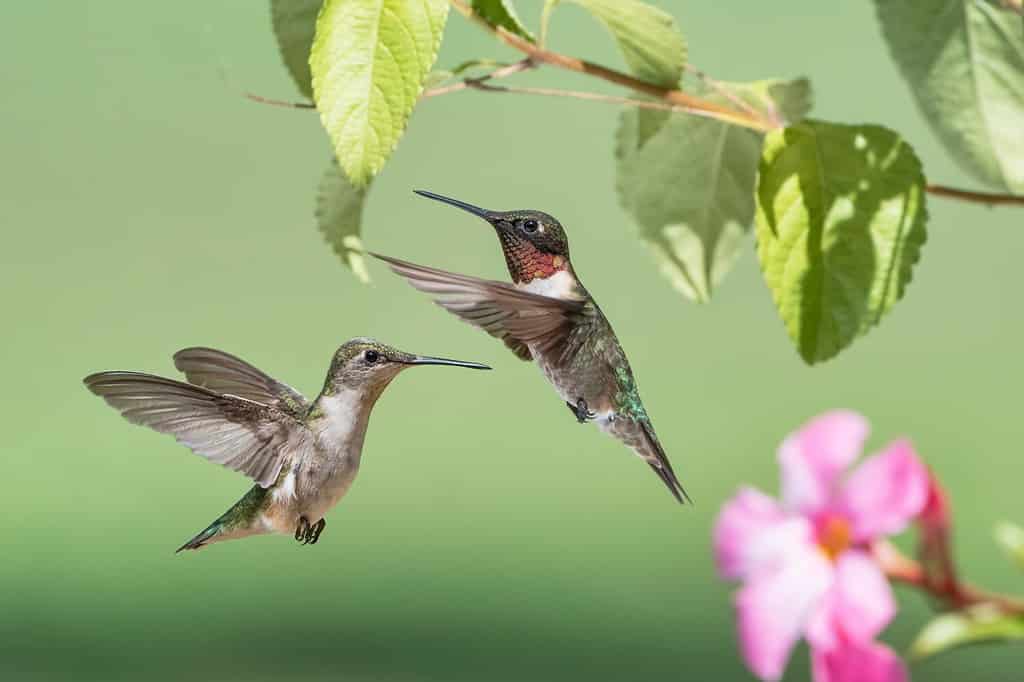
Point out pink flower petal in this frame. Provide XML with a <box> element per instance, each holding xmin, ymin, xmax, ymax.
<box><xmin>779</xmin><ymin>411</ymin><xmax>869</xmax><ymax>514</ymax></box>
<box><xmin>806</xmin><ymin>550</ymin><xmax>895</xmax><ymax>649</ymax></box>
<box><xmin>735</xmin><ymin>542</ymin><xmax>833</xmax><ymax>681</ymax></box>
<box><xmin>811</xmin><ymin>637</ymin><xmax>908</xmax><ymax>682</ymax></box>
<box><xmin>841</xmin><ymin>439</ymin><xmax>929</xmax><ymax>542</ymax></box>
<box><xmin>714</xmin><ymin>487</ymin><xmax>813</xmax><ymax>580</ymax></box>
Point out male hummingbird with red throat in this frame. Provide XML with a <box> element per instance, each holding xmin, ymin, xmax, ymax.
<box><xmin>372</xmin><ymin>190</ymin><xmax>689</xmax><ymax>504</ymax></box>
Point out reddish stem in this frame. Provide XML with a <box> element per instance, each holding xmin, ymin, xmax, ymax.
<box><xmin>926</xmin><ymin>184</ymin><xmax>1024</xmax><ymax>206</ymax></box>
<box><xmin>873</xmin><ymin>540</ymin><xmax>1024</xmax><ymax>614</ymax></box>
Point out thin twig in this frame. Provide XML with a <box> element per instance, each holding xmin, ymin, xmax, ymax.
<box><xmin>421</xmin><ymin>58</ymin><xmax>535</xmax><ymax>98</ymax></box>
<box><xmin>246</xmin><ymin>58</ymin><xmax>535</xmax><ymax>108</ymax></box>
<box><xmin>873</xmin><ymin>541</ymin><xmax>1024</xmax><ymax>615</ymax></box>
<box><xmin>685</xmin><ymin>64</ymin><xmax>770</xmax><ymax>127</ymax></box>
<box><xmin>925</xmin><ymin>184</ymin><xmax>1024</xmax><ymax>206</ymax></box>
<box><xmin>243</xmin><ymin>92</ymin><xmax>315</xmax><ymax>109</ymax></box>
<box><xmin>449</xmin><ymin>0</ymin><xmax>774</xmax><ymax>133</ymax></box>
<box><xmin>242</xmin><ymin>0</ymin><xmax>1024</xmax><ymax>210</ymax></box>
<box><xmin>450</xmin><ymin>0</ymin><xmax>1024</xmax><ymax>207</ymax></box>
<box><xmin>463</xmin><ymin>80</ymin><xmax>743</xmax><ymax>122</ymax></box>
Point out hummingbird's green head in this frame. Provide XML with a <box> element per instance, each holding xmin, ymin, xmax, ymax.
<box><xmin>414</xmin><ymin>190</ymin><xmax>571</xmax><ymax>285</ymax></box>
<box><xmin>324</xmin><ymin>337</ymin><xmax>490</xmax><ymax>394</ymax></box>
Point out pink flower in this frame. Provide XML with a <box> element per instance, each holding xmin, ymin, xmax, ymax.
<box><xmin>714</xmin><ymin>411</ymin><xmax>928</xmax><ymax>682</ymax></box>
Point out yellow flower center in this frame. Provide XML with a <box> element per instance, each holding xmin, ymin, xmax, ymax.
<box><xmin>817</xmin><ymin>515</ymin><xmax>852</xmax><ymax>562</ymax></box>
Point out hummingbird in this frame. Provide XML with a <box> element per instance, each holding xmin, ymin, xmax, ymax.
<box><xmin>84</xmin><ymin>338</ymin><xmax>490</xmax><ymax>552</ymax></box>
<box><xmin>371</xmin><ymin>190</ymin><xmax>689</xmax><ymax>504</ymax></box>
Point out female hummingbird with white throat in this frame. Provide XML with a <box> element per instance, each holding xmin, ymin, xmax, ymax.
<box><xmin>84</xmin><ymin>338</ymin><xmax>490</xmax><ymax>551</ymax></box>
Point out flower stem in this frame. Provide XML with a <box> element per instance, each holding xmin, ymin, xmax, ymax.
<box><xmin>872</xmin><ymin>540</ymin><xmax>1024</xmax><ymax>614</ymax></box>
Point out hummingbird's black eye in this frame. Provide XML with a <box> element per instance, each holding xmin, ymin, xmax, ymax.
<box><xmin>522</xmin><ymin>219</ymin><xmax>539</xmax><ymax>233</ymax></box>
<box><xmin>364</xmin><ymin>349</ymin><xmax>380</xmax><ymax>364</ymax></box>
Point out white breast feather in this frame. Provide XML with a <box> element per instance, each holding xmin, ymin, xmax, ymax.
<box><xmin>518</xmin><ymin>270</ymin><xmax>578</xmax><ymax>300</ymax></box>
<box><xmin>317</xmin><ymin>390</ymin><xmax>359</xmax><ymax>443</ymax></box>
<box><xmin>272</xmin><ymin>470</ymin><xmax>297</xmax><ymax>503</ymax></box>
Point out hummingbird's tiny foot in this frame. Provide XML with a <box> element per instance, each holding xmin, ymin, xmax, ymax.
<box><xmin>295</xmin><ymin>516</ymin><xmax>311</xmax><ymax>543</ymax></box>
<box><xmin>568</xmin><ymin>398</ymin><xmax>596</xmax><ymax>423</ymax></box>
<box><xmin>309</xmin><ymin>518</ymin><xmax>326</xmax><ymax>545</ymax></box>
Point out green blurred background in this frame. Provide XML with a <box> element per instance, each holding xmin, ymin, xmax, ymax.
<box><xmin>2</xmin><ymin>2</ymin><xmax>1021</xmax><ymax>680</ymax></box>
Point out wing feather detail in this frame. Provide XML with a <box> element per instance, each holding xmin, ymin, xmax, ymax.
<box><xmin>84</xmin><ymin>372</ymin><xmax>300</xmax><ymax>487</ymax></box>
<box><xmin>371</xmin><ymin>253</ymin><xmax>585</xmax><ymax>362</ymax></box>
<box><xmin>172</xmin><ymin>347</ymin><xmax>309</xmax><ymax>418</ymax></box>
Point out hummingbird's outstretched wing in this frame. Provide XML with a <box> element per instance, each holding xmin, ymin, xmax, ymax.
<box><xmin>84</xmin><ymin>372</ymin><xmax>301</xmax><ymax>487</ymax></box>
<box><xmin>173</xmin><ymin>347</ymin><xmax>309</xmax><ymax>419</ymax></box>
<box><xmin>371</xmin><ymin>253</ymin><xmax>585</xmax><ymax>361</ymax></box>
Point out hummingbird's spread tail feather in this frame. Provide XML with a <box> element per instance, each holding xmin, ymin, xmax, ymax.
<box><xmin>638</xmin><ymin>421</ymin><xmax>691</xmax><ymax>505</ymax></box>
<box><xmin>176</xmin><ymin>486</ymin><xmax>268</xmax><ymax>553</ymax></box>
<box><xmin>176</xmin><ymin>522</ymin><xmax>223</xmax><ymax>553</ymax></box>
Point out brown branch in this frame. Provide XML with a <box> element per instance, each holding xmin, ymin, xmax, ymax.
<box><xmin>926</xmin><ymin>184</ymin><xmax>1024</xmax><ymax>207</ymax></box>
<box><xmin>462</xmin><ymin>80</ymin><xmax>745</xmax><ymax>122</ymax></box>
<box><xmin>684</xmin><ymin>64</ymin><xmax>773</xmax><ymax>127</ymax></box>
<box><xmin>246</xmin><ymin>0</ymin><xmax>1024</xmax><ymax>211</ymax></box>
<box><xmin>449</xmin><ymin>0</ymin><xmax>774</xmax><ymax>133</ymax></box>
<box><xmin>872</xmin><ymin>540</ymin><xmax>1024</xmax><ymax>615</ymax></box>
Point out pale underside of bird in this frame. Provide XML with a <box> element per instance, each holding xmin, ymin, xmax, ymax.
<box><xmin>84</xmin><ymin>339</ymin><xmax>489</xmax><ymax>551</ymax></box>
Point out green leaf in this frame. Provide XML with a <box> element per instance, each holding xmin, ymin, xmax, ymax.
<box><xmin>316</xmin><ymin>159</ymin><xmax>371</xmax><ymax>282</ymax></box>
<box><xmin>471</xmin><ymin>0</ymin><xmax>534</xmax><ymax>42</ymax></box>
<box><xmin>995</xmin><ymin>521</ymin><xmax>1024</xmax><ymax>570</ymax></box>
<box><xmin>755</xmin><ymin>120</ymin><xmax>927</xmax><ymax>364</ymax></box>
<box><xmin>544</xmin><ymin>0</ymin><xmax>686</xmax><ymax>87</ymax></box>
<box><xmin>742</xmin><ymin>78</ymin><xmax>814</xmax><ymax>127</ymax></box>
<box><xmin>911</xmin><ymin>605</ymin><xmax>1024</xmax><ymax>660</ymax></box>
<box><xmin>615</xmin><ymin>79</ymin><xmax>812</xmax><ymax>302</ymax></box>
<box><xmin>310</xmin><ymin>0</ymin><xmax>449</xmax><ymax>187</ymax></box>
<box><xmin>270</xmin><ymin>0</ymin><xmax>322</xmax><ymax>100</ymax></box>
<box><xmin>874</xmin><ymin>0</ymin><xmax>1024</xmax><ymax>192</ymax></box>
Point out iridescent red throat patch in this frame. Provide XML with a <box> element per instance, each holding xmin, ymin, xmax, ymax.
<box><xmin>501</xmin><ymin>238</ymin><xmax>567</xmax><ymax>284</ymax></box>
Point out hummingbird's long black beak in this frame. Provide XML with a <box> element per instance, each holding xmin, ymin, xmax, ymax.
<box><xmin>414</xmin><ymin>189</ymin><xmax>495</xmax><ymax>221</ymax></box>
<box><xmin>405</xmin><ymin>355</ymin><xmax>492</xmax><ymax>370</ymax></box>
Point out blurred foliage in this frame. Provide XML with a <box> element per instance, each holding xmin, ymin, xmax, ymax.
<box><xmin>541</xmin><ymin>0</ymin><xmax>687</xmax><ymax>86</ymax></box>
<box><xmin>911</xmin><ymin>605</ymin><xmax>1024</xmax><ymax>660</ymax></box>
<box><xmin>316</xmin><ymin>159</ymin><xmax>371</xmax><ymax>282</ymax></box>
<box><xmin>874</xmin><ymin>0</ymin><xmax>1024</xmax><ymax>193</ymax></box>
<box><xmin>471</xmin><ymin>0</ymin><xmax>534</xmax><ymax>42</ymax></box>
<box><xmin>615</xmin><ymin>78</ymin><xmax>810</xmax><ymax>302</ymax></box>
<box><xmin>995</xmin><ymin>521</ymin><xmax>1024</xmax><ymax>570</ymax></box>
<box><xmin>270</xmin><ymin>0</ymin><xmax>320</xmax><ymax>98</ymax></box>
